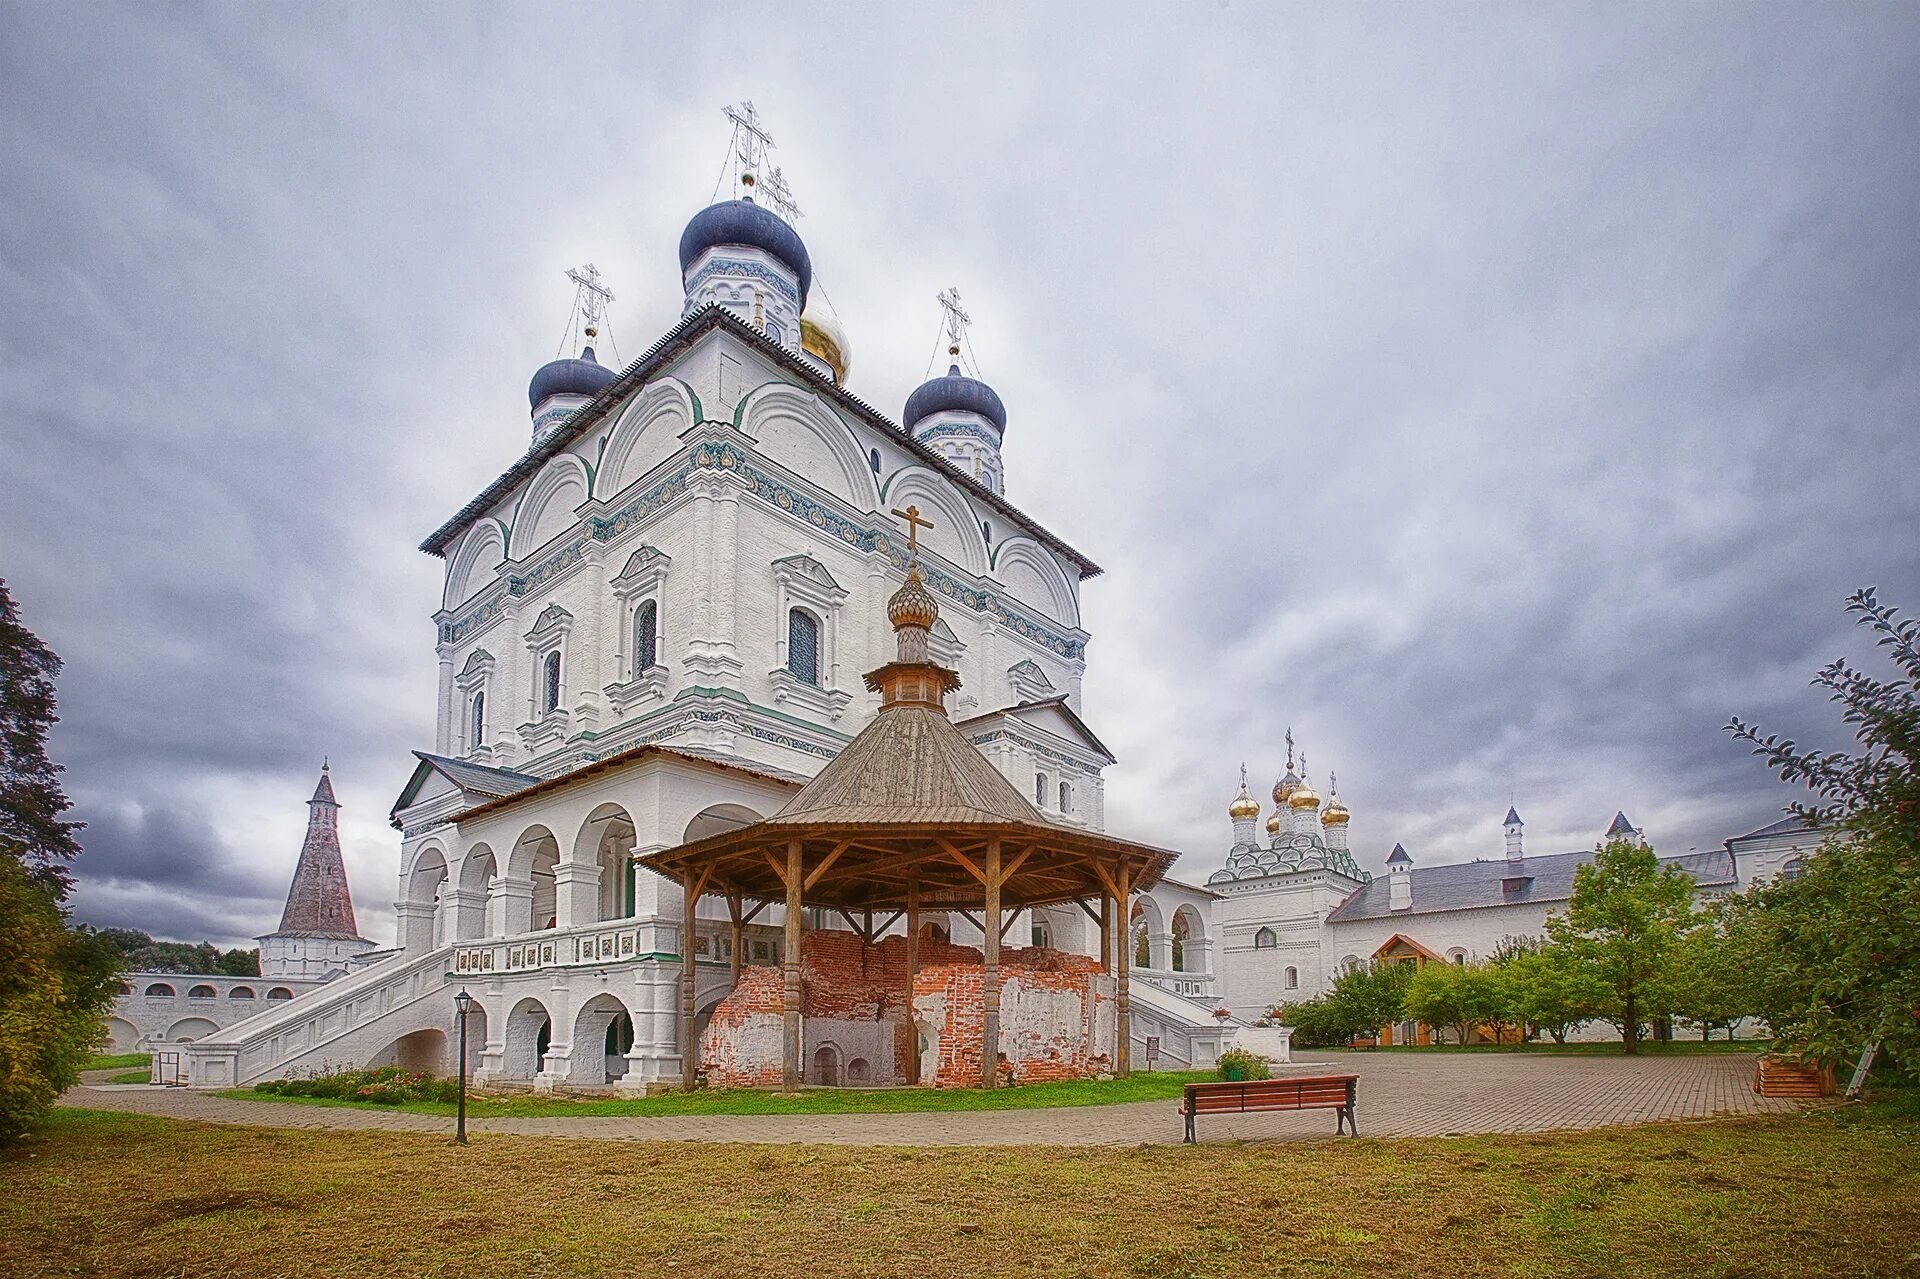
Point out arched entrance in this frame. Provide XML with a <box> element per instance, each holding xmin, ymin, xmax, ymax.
<box><xmin>810</xmin><ymin>1042</ymin><xmax>843</xmax><ymax>1086</ymax></box>
<box><xmin>502</xmin><ymin>826</ymin><xmax>560</xmax><ymax>933</ymax></box>
<box><xmin>575</xmin><ymin>804</ymin><xmax>638</xmax><ymax>922</ymax></box>
<box><xmin>503</xmin><ymin>997</ymin><xmax>553</xmax><ymax>1080</ymax></box>
<box><xmin>373</xmin><ymin>1028</ymin><xmax>447</xmax><ymax>1073</ymax></box>
<box><xmin>166</xmin><ymin>1017</ymin><xmax>220</xmax><ymax>1042</ymax></box>
<box><xmin>570</xmin><ymin>992</ymin><xmax>633</xmax><ymax>1085</ymax></box>
<box><xmin>103</xmin><ymin>1017</ymin><xmax>140</xmax><ymax>1053</ymax></box>
<box><xmin>456</xmin><ymin>844</ymin><xmax>497</xmax><ymax>940</ymax></box>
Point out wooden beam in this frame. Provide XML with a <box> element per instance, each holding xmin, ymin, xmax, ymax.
<box><xmin>999</xmin><ymin>843</ymin><xmax>1039</xmax><ymax>882</ymax></box>
<box><xmin>1073</xmin><ymin>897</ymin><xmax>1102</xmax><ymax>925</ymax></box>
<box><xmin>740</xmin><ymin>900</ymin><xmax>770</xmax><ymax>927</ymax></box>
<box><xmin>802</xmin><ymin>841</ymin><xmax>852</xmax><ymax>892</ymax></box>
<box><xmin>905</xmin><ymin>877</ymin><xmax>920</xmax><ymax>1086</ymax></box>
<box><xmin>782</xmin><ymin>839</ymin><xmax>803</xmax><ymax>1093</ymax></box>
<box><xmin>981</xmin><ymin>838</ymin><xmax>1002</xmax><ymax>1090</ymax></box>
<box><xmin>1099</xmin><ymin>892</ymin><xmax>1113</xmax><ymax>976</ymax></box>
<box><xmin>953</xmin><ymin>908</ymin><xmax>985</xmax><ymax>934</ymax></box>
<box><xmin>999</xmin><ymin>909</ymin><xmax>1023</xmax><ymax>942</ymax></box>
<box><xmin>762</xmin><ymin>847</ymin><xmax>791</xmax><ymax>889</ymax></box>
<box><xmin>936</xmin><ymin>838</ymin><xmax>988</xmax><ymax>887</ymax></box>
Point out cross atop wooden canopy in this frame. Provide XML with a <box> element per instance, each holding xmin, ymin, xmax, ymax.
<box><xmin>889</xmin><ymin>503</ymin><xmax>933</xmax><ymax>557</ymax></box>
<box><xmin>640</xmin><ymin>553</ymin><xmax>1177</xmax><ymax>1092</ymax></box>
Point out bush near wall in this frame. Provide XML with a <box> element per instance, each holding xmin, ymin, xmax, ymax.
<box><xmin>254</xmin><ymin>1067</ymin><xmax>460</xmax><ymax>1106</ymax></box>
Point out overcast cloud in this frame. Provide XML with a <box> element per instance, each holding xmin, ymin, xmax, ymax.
<box><xmin>2</xmin><ymin>4</ymin><xmax>1915</xmax><ymax>946</ymax></box>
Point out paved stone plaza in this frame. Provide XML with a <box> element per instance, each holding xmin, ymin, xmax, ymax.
<box><xmin>66</xmin><ymin>1051</ymin><xmax>1795</xmax><ymax>1146</ymax></box>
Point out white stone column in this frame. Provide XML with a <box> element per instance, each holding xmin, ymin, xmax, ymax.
<box><xmin>394</xmin><ymin>901</ymin><xmax>437</xmax><ymax>952</ymax></box>
<box><xmin>442</xmin><ymin>888</ymin><xmax>488</xmax><ymax>942</ymax></box>
<box><xmin>434</xmin><ymin>644</ymin><xmax>455</xmax><ymax>755</ymax></box>
<box><xmin>1149</xmin><ymin>930</ymin><xmax>1174</xmax><ymax>973</ymax></box>
<box><xmin>491</xmin><ymin>876</ymin><xmax>534</xmax><ymax>936</ymax></box>
<box><xmin>554</xmin><ymin>862</ymin><xmax>603</xmax><ymax>929</ymax></box>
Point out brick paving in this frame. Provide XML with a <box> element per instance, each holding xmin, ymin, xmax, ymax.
<box><xmin>65</xmin><ymin>1050</ymin><xmax>1793</xmax><ymax>1147</ymax></box>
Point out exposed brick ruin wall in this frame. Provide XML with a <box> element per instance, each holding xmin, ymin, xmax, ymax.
<box><xmin>698</xmin><ymin>929</ymin><xmax>1116</xmax><ymax>1089</ymax></box>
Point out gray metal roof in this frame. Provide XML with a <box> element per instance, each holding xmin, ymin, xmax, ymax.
<box><xmin>1325</xmin><ymin>846</ymin><xmax>1736</xmax><ymax>923</ymax></box>
<box><xmin>1727</xmin><ymin>815</ymin><xmax>1813</xmax><ymax>843</ymax></box>
<box><xmin>413</xmin><ymin>752</ymin><xmax>542</xmax><ymax>798</ymax></box>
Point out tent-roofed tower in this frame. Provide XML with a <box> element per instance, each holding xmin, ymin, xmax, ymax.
<box><xmin>258</xmin><ymin>762</ymin><xmax>376</xmax><ymax>979</ymax></box>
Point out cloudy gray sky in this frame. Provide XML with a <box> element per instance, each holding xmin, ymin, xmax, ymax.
<box><xmin>3</xmin><ymin>4</ymin><xmax>1915</xmax><ymax>947</ymax></box>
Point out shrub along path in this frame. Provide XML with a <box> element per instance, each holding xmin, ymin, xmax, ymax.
<box><xmin>67</xmin><ymin>1050</ymin><xmax>1792</xmax><ymax>1146</ymax></box>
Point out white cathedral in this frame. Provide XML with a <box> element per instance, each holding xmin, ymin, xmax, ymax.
<box><xmin>173</xmin><ymin>116</ymin><xmax>1821</xmax><ymax>1089</ymax></box>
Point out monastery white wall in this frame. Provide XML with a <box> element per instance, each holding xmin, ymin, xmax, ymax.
<box><xmin>108</xmin><ymin>973</ymin><xmax>328</xmax><ymax>1053</ymax></box>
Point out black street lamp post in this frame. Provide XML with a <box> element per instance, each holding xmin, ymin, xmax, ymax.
<box><xmin>453</xmin><ymin>987</ymin><xmax>475</xmax><ymax>1145</ymax></box>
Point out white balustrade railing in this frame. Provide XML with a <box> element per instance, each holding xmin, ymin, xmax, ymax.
<box><xmin>1133</xmin><ymin>964</ymin><xmax>1216</xmax><ymax>1001</ymax></box>
<box><xmin>449</xmin><ymin>916</ymin><xmax>777</xmax><ymax>979</ymax></box>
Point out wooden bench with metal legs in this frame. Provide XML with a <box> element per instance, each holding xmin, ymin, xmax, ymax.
<box><xmin>1180</xmin><ymin>1074</ymin><xmax>1359</xmax><ymax>1143</ymax></box>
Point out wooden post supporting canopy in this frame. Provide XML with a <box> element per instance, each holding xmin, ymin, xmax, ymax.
<box><xmin>680</xmin><ymin>866</ymin><xmax>707</xmax><ymax>1092</ymax></box>
<box><xmin>982</xmin><ymin>837</ymin><xmax>1002</xmax><ymax>1089</ymax></box>
<box><xmin>727</xmin><ymin>891</ymin><xmax>743</xmax><ymax>989</ymax></box>
<box><xmin>905</xmin><ymin>875</ymin><xmax>921</xmax><ymax>1085</ymax></box>
<box><xmin>1114</xmin><ymin>862</ymin><xmax>1132</xmax><ymax>1078</ymax></box>
<box><xmin>1100</xmin><ymin>892</ymin><xmax>1113</xmax><ymax>975</ymax></box>
<box><xmin>782</xmin><ymin>839</ymin><xmax>803</xmax><ymax>1093</ymax></box>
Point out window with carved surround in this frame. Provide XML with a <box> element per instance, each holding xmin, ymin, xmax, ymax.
<box><xmin>453</xmin><ymin>649</ymin><xmax>495</xmax><ymax>756</ymax></box>
<box><xmin>769</xmin><ymin>554</ymin><xmax>851</xmax><ymax>720</ymax></box>
<box><xmin>522</xmin><ymin>603</ymin><xmax>573</xmax><ymax>731</ymax></box>
<box><xmin>1254</xmin><ymin>927</ymin><xmax>1278</xmax><ymax>950</ymax></box>
<box><xmin>605</xmin><ymin>546</ymin><xmax>671</xmax><ymax>717</ymax></box>
<box><xmin>1058</xmin><ymin>781</ymin><xmax>1072</xmax><ymax>813</ymax></box>
<box><xmin>1034</xmin><ymin>772</ymin><xmax>1047</xmax><ymax>805</ymax></box>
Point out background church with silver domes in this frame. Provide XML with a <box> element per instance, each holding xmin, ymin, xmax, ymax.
<box><xmin>167</xmin><ymin>105</ymin><xmax>1821</xmax><ymax>1088</ymax></box>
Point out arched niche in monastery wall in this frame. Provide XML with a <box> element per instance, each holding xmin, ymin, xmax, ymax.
<box><xmin>990</xmin><ymin>537</ymin><xmax>1078</xmax><ymax>627</ymax></box>
<box><xmin>736</xmin><ymin>383</ymin><xmax>878</xmax><ymax>509</ymax></box>
<box><xmin>510</xmin><ymin>454</ymin><xmax>591</xmax><ymax>559</ymax></box>
<box><xmin>443</xmin><ymin>520</ymin><xmax>508</xmax><ymax>612</ymax></box>
<box><xmin>596</xmin><ymin>380</ymin><xmax>697</xmax><ymax>502</ymax></box>
<box><xmin>877</xmin><ymin>467</ymin><xmax>986</xmax><ymax>574</ymax></box>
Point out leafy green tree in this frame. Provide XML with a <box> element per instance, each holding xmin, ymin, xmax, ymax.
<box><xmin>1404</xmin><ymin>961</ymin><xmax>1479</xmax><ymax>1045</ymax></box>
<box><xmin>1545</xmin><ymin>838</ymin><xmax>1700</xmax><ymax>1053</ymax></box>
<box><xmin>1505</xmin><ymin>945</ymin><xmax>1609</xmax><ymax>1044</ymax></box>
<box><xmin>0</xmin><ymin>580</ymin><xmax>82</xmax><ymax>894</ymax></box>
<box><xmin>1323</xmin><ymin>959</ymin><xmax>1414</xmax><ymax>1043</ymax></box>
<box><xmin>1667</xmin><ymin>908</ymin><xmax>1754</xmax><ymax>1041</ymax></box>
<box><xmin>0</xmin><ymin>581</ymin><xmax>123</xmax><ymax>1139</ymax></box>
<box><xmin>1728</xmin><ymin>588</ymin><xmax>1920</xmax><ymax>1070</ymax></box>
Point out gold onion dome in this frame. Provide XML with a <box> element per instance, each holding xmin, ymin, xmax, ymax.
<box><xmin>1322</xmin><ymin>796</ymin><xmax>1350</xmax><ymax>826</ymax></box>
<box><xmin>1273</xmin><ymin>770</ymin><xmax>1300</xmax><ymax>805</ymax></box>
<box><xmin>1229</xmin><ymin>784</ymin><xmax>1260</xmax><ymax>821</ymax></box>
<box><xmin>1288</xmin><ymin>780</ymin><xmax>1321</xmax><ymax>810</ymax></box>
<box><xmin>887</xmin><ymin>565</ymin><xmax>940</xmax><ymax>631</ymax></box>
<box><xmin>1265</xmin><ymin>813</ymin><xmax>1283</xmax><ymax>834</ymax></box>
<box><xmin>800</xmin><ymin>306</ymin><xmax>850</xmax><ymax>384</ymax></box>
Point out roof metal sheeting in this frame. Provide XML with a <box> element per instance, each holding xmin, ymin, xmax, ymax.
<box><xmin>1325</xmin><ymin>846</ymin><xmax>1736</xmax><ymax>923</ymax></box>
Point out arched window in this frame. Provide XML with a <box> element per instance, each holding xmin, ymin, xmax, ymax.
<box><xmin>1284</xmin><ymin>966</ymin><xmax>1299</xmax><ymax>989</ymax></box>
<box><xmin>982</xmin><ymin>520</ymin><xmax>991</xmax><ymax>543</ymax></box>
<box><xmin>634</xmin><ymin>599</ymin><xmax>658</xmax><ymax>671</ymax></box>
<box><xmin>765</xmin><ymin>319</ymin><xmax>785</xmax><ymax>345</ymax></box>
<box><xmin>786</xmin><ymin>608</ymin><xmax>820</xmax><ymax>686</ymax></box>
<box><xmin>471</xmin><ymin>692</ymin><xmax>486</xmax><ymax>747</ymax></box>
<box><xmin>1059</xmin><ymin>781</ymin><xmax>1072</xmax><ymax>813</ymax></box>
<box><xmin>1035</xmin><ymin>773</ymin><xmax>1048</xmax><ymax>805</ymax></box>
<box><xmin>188</xmin><ymin>984</ymin><xmax>216</xmax><ymax>999</ymax></box>
<box><xmin>1253</xmin><ymin>928</ymin><xmax>1277</xmax><ymax>950</ymax></box>
<box><xmin>1780</xmin><ymin>858</ymin><xmax>1806</xmax><ymax>882</ymax></box>
<box><xmin>229</xmin><ymin>986</ymin><xmax>255</xmax><ymax>999</ymax></box>
<box><xmin>869</xmin><ymin>448</ymin><xmax>881</xmax><ymax>474</ymax></box>
<box><xmin>1340</xmin><ymin>954</ymin><xmax>1361</xmax><ymax>973</ymax></box>
<box><xmin>542</xmin><ymin>651</ymin><xmax>562</xmax><ymax>713</ymax></box>
<box><xmin>1449</xmin><ymin>949</ymin><xmax>1468</xmax><ymax>965</ymax></box>
<box><xmin>144</xmin><ymin>983</ymin><xmax>175</xmax><ymax>997</ymax></box>
<box><xmin>266</xmin><ymin>987</ymin><xmax>294</xmax><ymax>1000</ymax></box>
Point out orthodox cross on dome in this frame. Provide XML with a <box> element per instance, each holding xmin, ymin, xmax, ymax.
<box><xmin>890</xmin><ymin>503</ymin><xmax>934</xmax><ymax>558</ymax></box>
<box><xmin>762</xmin><ymin>165</ymin><xmax>803</xmax><ymax>222</ymax></box>
<box><xmin>561</xmin><ymin>263</ymin><xmax>615</xmax><ymax>357</ymax></box>
<box><xmin>1240</xmin><ymin>762</ymin><xmax>1249</xmax><ymax>790</ymax></box>
<box><xmin>936</xmin><ymin>287</ymin><xmax>973</xmax><ymax>369</ymax></box>
<box><xmin>1285</xmin><ymin>727</ymin><xmax>1295</xmax><ymax>772</ymax></box>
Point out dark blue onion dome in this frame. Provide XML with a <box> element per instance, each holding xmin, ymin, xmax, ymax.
<box><xmin>903</xmin><ymin>364</ymin><xmax>1007</xmax><ymax>436</ymax></box>
<box><xmin>528</xmin><ymin>346</ymin><xmax>618</xmax><ymax>409</ymax></box>
<box><xmin>678</xmin><ymin>198</ymin><xmax>813</xmax><ymax>303</ymax></box>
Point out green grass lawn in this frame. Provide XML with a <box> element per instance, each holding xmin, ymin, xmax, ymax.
<box><xmin>82</xmin><ymin>1052</ymin><xmax>148</xmax><ymax>1072</ymax></box>
<box><xmin>5</xmin><ymin>1095</ymin><xmax>1915</xmax><ymax>1278</ymax></box>
<box><xmin>220</xmin><ymin>1069</ymin><xmax>1217</xmax><ymax>1118</ymax></box>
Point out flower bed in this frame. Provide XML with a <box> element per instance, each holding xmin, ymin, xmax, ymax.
<box><xmin>253</xmin><ymin>1066</ymin><xmax>460</xmax><ymax>1106</ymax></box>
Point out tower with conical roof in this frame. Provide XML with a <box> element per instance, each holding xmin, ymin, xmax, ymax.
<box><xmin>258</xmin><ymin>762</ymin><xmax>375</xmax><ymax>979</ymax></box>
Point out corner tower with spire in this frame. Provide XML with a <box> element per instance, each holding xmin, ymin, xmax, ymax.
<box><xmin>258</xmin><ymin>762</ymin><xmax>375</xmax><ymax>980</ymax></box>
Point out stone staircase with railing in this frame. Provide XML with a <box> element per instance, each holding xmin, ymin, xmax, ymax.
<box><xmin>179</xmin><ymin>943</ymin><xmax>460</xmax><ymax>1088</ymax></box>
